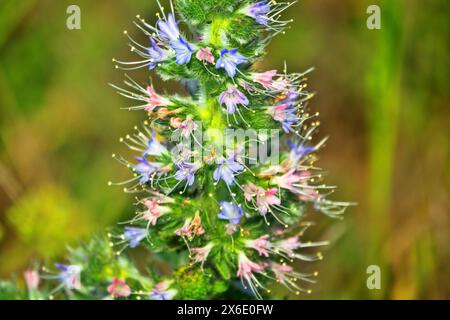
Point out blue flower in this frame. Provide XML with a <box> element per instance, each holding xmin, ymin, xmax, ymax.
<box><xmin>242</xmin><ymin>1</ymin><xmax>271</xmax><ymax>25</ymax></box>
<box><xmin>279</xmin><ymin>92</ymin><xmax>299</xmax><ymax>104</ymax></box>
<box><xmin>156</xmin><ymin>13</ymin><xmax>194</xmax><ymax>65</ymax></box>
<box><xmin>213</xmin><ymin>156</ymin><xmax>244</xmax><ymax>186</ymax></box>
<box><xmin>157</xmin><ymin>13</ymin><xmax>180</xmax><ymax>42</ymax></box>
<box><xmin>219</xmin><ymin>87</ymin><xmax>249</xmax><ymax>114</ymax></box>
<box><xmin>123</xmin><ymin>227</ymin><xmax>147</xmax><ymax>248</ymax></box>
<box><xmin>267</xmin><ymin>92</ymin><xmax>300</xmax><ymax>133</ymax></box>
<box><xmin>281</xmin><ymin>105</ymin><xmax>299</xmax><ymax>133</ymax></box>
<box><xmin>288</xmin><ymin>140</ymin><xmax>315</xmax><ymax>165</ymax></box>
<box><xmin>148</xmin><ymin>37</ymin><xmax>167</xmax><ymax>69</ymax></box>
<box><xmin>144</xmin><ymin>132</ymin><xmax>167</xmax><ymax>157</ymax></box>
<box><xmin>134</xmin><ymin>157</ymin><xmax>159</xmax><ymax>184</ymax></box>
<box><xmin>216</xmin><ymin>49</ymin><xmax>248</xmax><ymax>78</ymax></box>
<box><xmin>175</xmin><ymin>161</ymin><xmax>199</xmax><ymax>186</ymax></box>
<box><xmin>218</xmin><ymin>202</ymin><xmax>243</xmax><ymax>225</ymax></box>
<box><xmin>150</xmin><ymin>281</ymin><xmax>177</xmax><ymax>300</ymax></box>
<box><xmin>170</xmin><ymin>35</ymin><xmax>194</xmax><ymax>65</ymax></box>
<box><xmin>55</xmin><ymin>264</ymin><xmax>82</xmax><ymax>290</ymax></box>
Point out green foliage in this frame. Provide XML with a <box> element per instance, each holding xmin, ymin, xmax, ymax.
<box><xmin>173</xmin><ymin>266</ymin><xmax>210</xmax><ymax>299</ymax></box>
<box><xmin>177</xmin><ymin>0</ymin><xmax>241</xmax><ymax>26</ymax></box>
<box><xmin>7</xmin><ymin>185</ymin><xmax>92</xmax><ymax>258</ymax></box>
<box><xmin>0</xmin><ymin>281</ymin><xmax>23</xmax><ymax>300</ymax></box>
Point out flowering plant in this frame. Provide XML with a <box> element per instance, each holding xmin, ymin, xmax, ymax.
<box><xmin>6</xmin><ymin>0</ymin><xmax>351</xmax><ymax>300</ymax></box>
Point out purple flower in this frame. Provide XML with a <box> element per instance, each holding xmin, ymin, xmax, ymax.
<box><xmin>134</xmin><ymin>157</ymin><xmax>159</xmax><ymax>184</ymax></box>
<box><xmin>218</xmin><ymin>201</ymin><xmax>243</xmax><ymax>225</ymax></box>
<box><xmin>150</xmin><ymin>281</ymin><xmax>177</xmax><ymax>300</ymax></box>
<box><xmin>156</xmin><ymin>13</ymin><xmax>194</xmax><ymax>65</ymax></box>
<box><xmin>144</xmin><ymin>132</ymin><xmax>167</xmax><ymax>157</ymax></box>
<box><xmin>123</xmin><ymin>227</ymin><xmax>147</xmax><ymax>248</ymax></box>
<box><xmin>170</xmin><ymin>35</ymin><xmax>194</xmax><ymax>64</ymax></box>
<box><xmin>279</xmin><ymin>92</ymin><xmax>299</xmax><ymax>104</ymax></box>
<box><xmin>241</xmin><ymin>1</ymin><xmax>271</xmax><ymax>25</ymax></box>
<box><xmin>267</xmin><ymin>93</ymin><xmax>300</xmax><ymax>133</ymax></box>
<box><xmin>148</xmin><ymin>37</ymin><xmax>168</xmax><ymax>69</ymax></box>
<box><xmin>157</xmin><ymin>13</ymin><xmax>180</xmax><ymax>42</ymax></box>
<box><xmin>216</xmin><ymin>49</ymin><xmax>248</xmax><ymax>78</ymax></box>
<box><xmin>213</xmin><ymin>156</ymin><xmax>244</xmax><ymax>186</ymax></box>
<box><xmin>279</xmin><ymin>105</ymin><xmax>298</xmax><ymax>133</ymax></box>
<box><xmin>288</xmin><ymin>141</ymin><xmax>315</xmax><ymax>165</ymax></box>
<box><xmin>219</xmin><ymin>87</ymin><xmax>249</xmax><ymax>114</ymax></box>
<box><xmin>175</xmin><ymin>161</ymin><xmax>199</xmax><ymax>186</ymax></box>
<box><xmin>55</xmin><ymin>264</ymin><xmax>82</xmax><ymax>290</ymax></box>
<box><xmin>172</xmin><ymin>115</ymin><xmax>198</xmax><ymax>140</ymax></box>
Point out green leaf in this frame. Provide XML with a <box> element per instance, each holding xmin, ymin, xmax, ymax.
<box><xmin>214</xmin><ymin>255</ymin><xmax>231</xmax><ymax>280</ymax></box>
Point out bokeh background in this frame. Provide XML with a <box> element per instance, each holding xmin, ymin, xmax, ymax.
<box><xmin>0</xmin><ymin>0</ymin><xmax>448</xmax><ymax>299</ymax></box>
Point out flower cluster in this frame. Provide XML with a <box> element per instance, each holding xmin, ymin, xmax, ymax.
<box><xmin>19</xmin><ymin>0</ymin><xmax>351</xmax><ymax>301</ymax></box>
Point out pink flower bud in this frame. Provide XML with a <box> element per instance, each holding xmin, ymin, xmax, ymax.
<box><xmin>24</xmin><ymin>270</ymin><xmax>40</xmax><ymax>291</ymax></box>
<box><xmin>196</xmin><ymin>48</ymin><xmax>215</xmax><ymax>64</ymax></box>
<box><xmin>107</xmin><ymin>278</ymin><xmax>131</xmax><ymax>298</ymax></box>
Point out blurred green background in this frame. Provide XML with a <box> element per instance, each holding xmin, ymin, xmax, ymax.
<box><xmin>0</xmin><ymin>0</ymin><xmax>448</xmax><ymax>299</ymax></box>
